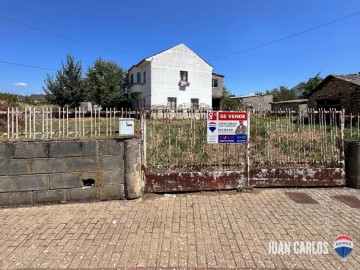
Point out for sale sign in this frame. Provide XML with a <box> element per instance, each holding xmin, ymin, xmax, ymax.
<box><xmin>207</xmin><ymin>111</ymin><xmax>248</xmax><ymax>144</ymax></box>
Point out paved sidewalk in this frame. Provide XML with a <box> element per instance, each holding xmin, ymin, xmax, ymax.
<box><xmin>0</xmin><ymin>188</ymin><xmax>359</xmax><ymax>269</ymax></box>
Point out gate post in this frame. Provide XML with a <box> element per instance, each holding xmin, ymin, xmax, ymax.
<box><xmin>124</xmin><ymin>139</ymin><xmax>143</xmax><ymax>199</ymax></box>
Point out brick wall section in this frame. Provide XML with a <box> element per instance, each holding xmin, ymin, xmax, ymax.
<box><xmin>0</xmin><ymin>139</ymin><xmax>139</xmax><ymax>206</ymax></box>
<box><xmin>308</xmin><ymin>76</ymin><xmax>360</xmax><ymax>114</ymax></box>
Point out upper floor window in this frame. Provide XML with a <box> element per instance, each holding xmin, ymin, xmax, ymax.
<box><xmin>143</xmin><ymin>71</ymin><xmax>146</xmax><ymax>84</ymax></box>
<box><xmin>130</xmin><ymin>74</ymin><xmax>134</xmax><ymax>84</ymax></box>
<box><xmin>212</xmin><ymin>78</ymin><xmax>218</xmax><ymax>87</ymax></box>
<box><xmin>136</xmin><ymin>72</ymin><xmax>141</xmax><ymax>84</ymax></box>
<box><xmin>179</xmin><ymin>71</ymin><xmax>190</xmax><ymax>87</ymax></box>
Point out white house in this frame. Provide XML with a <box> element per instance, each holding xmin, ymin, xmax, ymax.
<box><xmin>128</xmin><ymin>44</ymin><xmax>217</xmax><ymax>110</ymax></box>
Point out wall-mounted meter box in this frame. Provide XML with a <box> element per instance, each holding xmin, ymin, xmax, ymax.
<box><xmin>119</xmin><ymin>118</ymin><xmax>134</xmax><ymax>135</ymax></box>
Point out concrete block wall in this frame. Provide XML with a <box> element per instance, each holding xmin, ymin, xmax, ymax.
<box><xmin>0</xmin><ymin>138</ymin><xmax>142</xmax><ymax>206</ymax></box>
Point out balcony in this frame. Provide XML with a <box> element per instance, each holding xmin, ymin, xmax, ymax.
<box><xmin>130</xmin><ymin>83</ymin><xmax>144</xmax><ymax>94</ymax></box>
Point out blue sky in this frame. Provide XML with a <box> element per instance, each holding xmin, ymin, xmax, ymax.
<box><xmin>1</xmin><ymin>0</ymin><xmax>360</xmax><ymax>96</ymax></box>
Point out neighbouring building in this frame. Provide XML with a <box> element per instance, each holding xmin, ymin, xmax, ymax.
<box><xmin>232</xmin><ymin>94</ymin><xmax>273</xmax><ymax>111</ymax></box>
<box><xmin>212</xmin><ymin>73</ymin><xmax>224</xmax><ymax>110</ymax></box>
<box><xmin>271</xmin><ymin>99</ymin><xmax>308</xmax><ymax>112</ymax></box>
<box><xmin>308</xmin><ymin>74</ymin><xmax>360</xmax><ymax>114</ymax></box>
<box><xmin>128</xmin><ymin>44</ymin><xmax>224</xmax><ymax>110</ymax></box>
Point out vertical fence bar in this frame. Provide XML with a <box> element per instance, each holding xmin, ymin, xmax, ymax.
<box><xmin>29</xmin><ymin>107</ymin><xmax>32</xmax><ymax>139</ymax></box>
<box><xmin>340</xmin><ymin>109</ymin><xmax>345</xmax><ymax>168</ymax></box>
<box><xmin>106</xmin><ymin>108</ymin><xmax>108</xmax><ymax>137</ymax></box>
<box><xmin>143</xmin><ymin>112</ymin><xmax>147</xmax><ymax>167</ymax></box>
<box><xmin>246</xmin><ymin>110</ymin><xmax>251</xmax><ymax>188</ymax></box>
<box><xmin>11</xmin><ymin>107</ymin><xmax>14</xmax><ymax>139</ymax></box>
<box><xmin>46</xmin><ymin>107</ymin><xmax>49</xmax><ymax>139</ymax></box>
<box><xmin>42</xmin><ymin>108</ymin><xmax>45</xmax><ymax>139</ymax></box>
<box><xmin>75</xmin><ymin>107</ymin><xmax>77</xmax><ymax>138</ymax></box>
<box><xmin>98</xmin><ymin>108</ymin><xmax>101</xmax><ymax>136</ymax></box>
<box><xmin>15</xmin><ymin>107</ymin><xmax>19</xmax><ymax>139</ymax></box>
<box><xmin>50</xmin><ymin>108</ymin><xmax>53</xmax><ymax>139</ymax></box>
<box><xmin>62</xmin><ymin>107</ymin><xmax>65</xmax><ymax>138</ymax></box>
<box><xmin>90</xmin><ymin>107</ymin><xmax>93</xmax><ymax>136</ymax></box>
<box><xmin>7</xmin><ymin>107</ymin><xmax>10</xmax><ymax>139</ymax></box>
<box><xmin>33</xmin><ymin>107</ymin><xmax>36</xmax><ymax>139</ymax></box>
<box><xmin>25</xmin><ymin>107</ymin><xmax>28</xmax><ymax>139</ymax></box>
<box><xmin>58</xmin><ymin>107</ymin><xmax>61</xmax><ymax>138</ymax></box>
<box><xmin>66</xmin><ymin>107</ymin><xmax>69</xmax><ymax>138</ymax></box>
<box><xmin>82</xmin><ymin>108</ymin><xmax>85</xmax><ymax>137</ymax></box>
<box><xmin>94</xmin><ymin>107</ymin><xmax>97</xmax><ymax>136</ymax></box>
<box><xmin>109</xmin><ymin>108</ymin><xmax>112</xmax><ymax>137</ymax></box>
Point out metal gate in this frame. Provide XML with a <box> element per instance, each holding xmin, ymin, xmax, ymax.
<box><xmin>141</xmin><ymin>109</ymin><xmax>345</xmax><ymax>193</ymax></box>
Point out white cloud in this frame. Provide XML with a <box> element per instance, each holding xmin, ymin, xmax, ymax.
<box><xmin>14</xmin><ymin>82</ymin><xmax>27</xmax><ymax>86</ymax></box>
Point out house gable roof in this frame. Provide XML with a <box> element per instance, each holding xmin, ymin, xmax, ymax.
<box><xmin>212</xmin><ymin>72</ymin><xmax>225</xmax><ymax>78</ymax></box>
<box><xmin>309</xmin><ymin>74</ymin><xmax>360</xmax><ymax>97</ymax></box>
<box><xmin>129</xmin><ymin>43</ymin><xmax>213</xmax><ymax>71</ymax></box>
<box><xmin>333</xmin><ymin>74</ymin><xmax>360</xmax><ymax>85</ymax></box>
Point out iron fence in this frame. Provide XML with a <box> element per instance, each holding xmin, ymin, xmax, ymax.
<box><xmin>143</xmin><ymin>109</ymin><xmax>345</xmax><ymax>173</ymax></box>
<box><xmin>0</xmin><ymin>107</ymin><xmax>141</xmax><ymax>140</ymax></box>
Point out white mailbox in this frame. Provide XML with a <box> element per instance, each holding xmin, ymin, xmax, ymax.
<box><xmin>119</xmin><ymin>118</ymin><xmax>134</xmax><ymax>135</ymax></box>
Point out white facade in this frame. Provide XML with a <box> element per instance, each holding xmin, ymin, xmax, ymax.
<box><xmin>129</xmin><ymin>44</ymin><xmax>213</xmax><ymax>109</ymax></box>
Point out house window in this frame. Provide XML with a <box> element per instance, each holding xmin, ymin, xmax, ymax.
<box><xmin>136</xmin><ymin>72</ymin><xmax>141</xmax><ymax>84</ymax></box>
<box><xmin>143</xmin><ymin>71</ymin><xmax>146</xmax><ymax>84</ymax></box>
<box><xmin>191</xmin><ymin>98</ymin><xmax>199</xmax><ymax>110</ymax></box>
<box><xmin>212</xmin><ymin>78</ymin><xmax>218</xmax><ymax>87</ymax></box>
<box><xmin>179</xmin><ymin>71</ymin><xmax>189</xmax><ymax>86</ymax></box>
<box><xmin>167</xmin><ymin>97</ymin><xmax>177</xmax><ymax>110</ymax></box>
<box><xmin>180</xmin><ymin>71</ymin><xmax>188</xmax><ymax>82</ymax></box>
<box><xmin>130</xmin><ymin>74</ymin><xmax>134</xmax><ymax>85</ymax></box>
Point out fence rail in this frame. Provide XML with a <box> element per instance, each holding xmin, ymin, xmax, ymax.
<box><xmin>0</xmin><ymin>107</ymin><xmax>141</xmax><ymax>140</ymax></box>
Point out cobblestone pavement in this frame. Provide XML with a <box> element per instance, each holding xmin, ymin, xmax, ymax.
<box><xmin>0</xmin><ymin>188</ymin><xmax>359</xmax><ymax>269</ymax></box>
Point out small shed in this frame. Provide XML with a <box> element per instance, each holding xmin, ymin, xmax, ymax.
<box><xmin>307</xmin><ymin>74</ymin><xmax>360</xmax><ymax>114</ymax></box>
<box><xmin>271</xmin><ymin>99</ymin><xmax>308</xmax><ymax>112</ymax></box>
<box><xmin>232</xmin><ymin>94</ymin><xmax>273</xmax><ymax>111</ymax></box>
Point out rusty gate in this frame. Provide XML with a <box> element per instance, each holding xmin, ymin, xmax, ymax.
<box><xmin>141</xmin><ymin>109</ymin><xmax>345</xmax><ymax>193</ymax></box>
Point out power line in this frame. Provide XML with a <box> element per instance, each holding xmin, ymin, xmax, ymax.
<box><xmin>0</xmin><ymin>60</ymin><xmax>56</xmax><ymax>71</ymax></box>
<box><xmin>0</xmin><ymin>15</ymin><xmax>139</xmax><ymax>56</ymax></box>
<box><xmin>1</xmin><ymin>10</ymin><xmax>359</xmax><ymax>71</ymax></box>
<box><xmin>209</xmin><ymin>10</ymin><xmax>360</xmax><ymax>62</ymax></box>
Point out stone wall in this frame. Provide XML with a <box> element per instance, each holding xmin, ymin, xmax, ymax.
<box><xmin>238</xmin><ymin>94</ymin><xmax>273</xmax><ymax>111</ymax></box>
<box><xmin>271</xmin><ymin>101</ymin><xmax>308</xmax><ymax>112</ymax></box>
<box><xmin>0</xmin><ymin>138</ymin><xmax>142</xmax><ymax>206</ymax></box>
<box><xmin>308</xmin><ymin>76</ymin><xmax>360</xmax><ymax>114</ymax></box>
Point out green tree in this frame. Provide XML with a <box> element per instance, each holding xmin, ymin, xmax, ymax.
<box><xmin>266</xmin><ymin>86</ymin><xmax>298</xmax><ymax>102</ymax></box>
<box><xmin>222</xmin><ymin>87</ymin><xmax>245</xmax><ymax>111</ymax></box>
<box><xmin>85</xmin><ymin>58</ymin><xmax>128</xmax><ymax>108</ymax></box>
<box><xmin>293</xmin><ymin>72</ymin><xmax>323</xmax><ymax>98</ymax></box>
<box><xmin>0</xmin><ymin>93</ymin><xmax>19</xmax><ymax>110</ymax></box>
<box><xmin>43</xmin><ymin>54</ymin><xmax>84</xmax><ymax>107</ymax></box>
